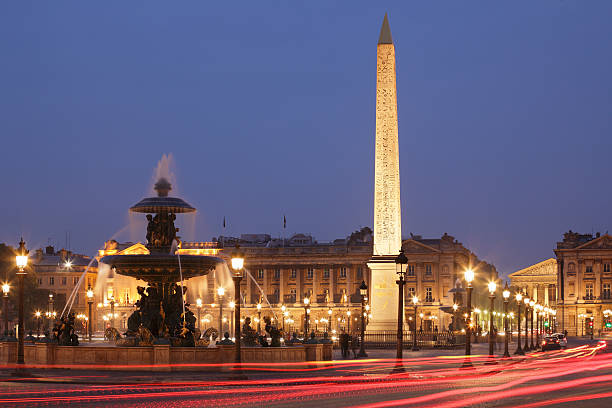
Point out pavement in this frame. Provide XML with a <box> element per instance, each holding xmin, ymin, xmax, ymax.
<box><xmin>0</xmin><ymin>337</ymin><xmax>610</xmax><ymax>407</ymax></box>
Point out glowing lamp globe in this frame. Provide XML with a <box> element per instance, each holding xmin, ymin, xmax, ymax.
<box><xmin>464</xmin><ymin>269</ymin><xmax>474</xmax><ymax>284</ymax></box>
<box><xmin>488</xmin><ymin>281</ymin><xmax>497</xmax><ymax>294</ymax></box>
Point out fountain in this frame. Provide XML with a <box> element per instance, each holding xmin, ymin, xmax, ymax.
<box><xmin>100</xmin><ymin>177</ymin><xmax>223</xmax><ymax>346</ymax></box>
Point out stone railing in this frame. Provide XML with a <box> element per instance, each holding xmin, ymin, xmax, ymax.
<box><xmin>0</xmin><ymin>342</ymin><xmax>332</xmax><ymax>372</ymax></box>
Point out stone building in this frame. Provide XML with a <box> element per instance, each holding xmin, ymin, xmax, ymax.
<box><xmin>554</xmin><ymin>231</ymin><xmax>612</xmax><ymax>336</ymax></box>
<box><xmin>30</xmin><ymin>246</ymin><xmax>98</xmax><ymax>333</ymax></box>
<box><xmin>508</xmin><ymin>258</ymin><xmax>558</xmax><ymax>306</ymax></box>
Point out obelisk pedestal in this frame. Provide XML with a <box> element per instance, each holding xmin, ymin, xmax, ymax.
<box><xmin>368</xmin><ymin>14</ymin><xmax>404</xmax><ymax>332</ymax></box>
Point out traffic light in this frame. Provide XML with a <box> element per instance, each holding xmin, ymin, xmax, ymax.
<box><xmin>606</xmin><ymin>322</ymin><xmax>612</xmax><ymax>329</ymax></box>
<box><xmin>544</xmin><ymin>321</ymin><xmax>549</xmax><ymax>328</ymax></box>
<box><xmin>588</xmin><ymin>320</ymin><xmax>594</xmax><ymax>329</ymax></box>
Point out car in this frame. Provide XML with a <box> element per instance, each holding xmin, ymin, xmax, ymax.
<box><xmin>541</xmin><ymin>336</ymin><xmax>561</xmax><ymax>351</ymax></box>
<box><xmin>552</xmin><ymin>333</ymin><xmax>568</xmax><ymax>348</ymax></box>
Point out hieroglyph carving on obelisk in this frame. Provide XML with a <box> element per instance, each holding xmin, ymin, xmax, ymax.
<box><xmin>373</xmin><ymin>13</ymin><xmax>401</xmax><ymax>257</ymax></box>
<box><xmin>367</xmin><ymin>13</ymin><xmax>403</xmax><ymax>331</ymax></box>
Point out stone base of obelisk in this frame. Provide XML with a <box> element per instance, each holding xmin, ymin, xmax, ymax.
<box><xmin>366</xmin><ymin>256</ymin><xmax>406</xmax><ymax>332</ymax></box>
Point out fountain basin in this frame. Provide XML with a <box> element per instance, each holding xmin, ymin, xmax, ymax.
<box><xmin>100</xmin><ymin>254</ymin><xmax>223</xmax><ymax>284</ymax></box>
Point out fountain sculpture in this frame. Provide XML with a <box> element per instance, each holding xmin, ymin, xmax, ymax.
<box><xmin>100</xmin><ymin>177</ymin><xmax>223</xmax><ymax>346</ymax></box>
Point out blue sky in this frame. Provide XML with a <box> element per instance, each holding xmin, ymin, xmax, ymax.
<box><xmin>1</xmin><ymin>1</ymin><xmax>611</xmax><ymax>277</ymax></box>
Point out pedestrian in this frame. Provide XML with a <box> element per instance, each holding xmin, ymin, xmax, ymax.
<box><xmin>340</xmin><ymin>329</ymin><xmax>350</xmax><ymax>359</ymax></box>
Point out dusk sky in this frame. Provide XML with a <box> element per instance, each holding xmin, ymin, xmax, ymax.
<box><xmin>1</xmin><ymin>2</ymin><xmax>611</xmax><ymax>277</ymax></box>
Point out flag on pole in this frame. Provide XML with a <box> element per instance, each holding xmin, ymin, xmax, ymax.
<box><xmin>283</xmin><ymin>215</ymin><xmax>286</xmax><ymax>229</ymax></box>
<box><xmin>223</xmin><ymin>216</ymin><xmax>226</xmax><ymax>228</ymax></box>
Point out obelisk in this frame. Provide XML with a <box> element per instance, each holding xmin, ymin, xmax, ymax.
<box><xmin>367</xmin><ymin>13</ymin><xmax>403</xmax><ymax>331</ymax></box>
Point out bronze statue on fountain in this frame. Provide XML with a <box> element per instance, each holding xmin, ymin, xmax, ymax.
<box><xmin>100</xmin><ymin>177</ymin><xmax>223</xmax><ymax>346</ymax></box>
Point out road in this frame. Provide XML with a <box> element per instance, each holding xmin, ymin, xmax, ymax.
<box><xmin>0</xmin><ymin>339</ymin><xmax>610</xmax><ymax>407</ymax></box>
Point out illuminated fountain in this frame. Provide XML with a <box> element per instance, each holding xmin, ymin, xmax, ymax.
<box><xmin>100</xmin><ymin>177</ymin><xmax>223</xmax><ymax>346</ymax></box>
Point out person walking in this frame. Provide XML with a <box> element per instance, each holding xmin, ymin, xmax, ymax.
<box><xmin>340</xmin><ymin>329</ymin><xmax>350</xmax><ymax>359</ymax></box>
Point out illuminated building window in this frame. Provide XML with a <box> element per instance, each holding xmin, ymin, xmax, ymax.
<box><xmin>603</xmin><ymin>284</ymin><xmax>611</xmax><ymax>300</ymax></box>
<box><xmin>586</xmin><ymin>266</ymin><xmax>593</xmax><ymax>273</ymax></box>
<box><xmin>323</xmin><ymin>269</ymin><xmax>330</xmax><ymax>279</ymax></box>
<box><xmin>604</xmin><ymin>264</ymin><xmax>611</xmax><ymax>273</ymax></box>
<box><xmin>425</xmin><ymin>264</ymin><xmax>432</xmax><ymax>275</ymax></box>
<box><xmin>257</xmin><ymin>269</ymin><xmax>264</xmax><ymax>280</ymax></box>
<box><xmin>425</xmin><ymin>287</ymin><xmax>433</xmax><ymax>302</ymax></box>
<box><xmin>407</xmin><ymin>265</ymin><xmax>415</xmax><ymax>277</ymax></box>
<box><xmin>307</xmin><ymin>268</ymin><xmax>313</xmax><ymax>279</ymax></box>
<box><xmin>407</xmin><ymin>287</ymin><xmax>416</xmax><ymax>298</ymax></box>
<box><xmin>340</xmin><ymin>268</ymin><xmax>347</xmax><ymax>278</ymax></box>
<box><xmin>290</xmin><ymin>269</ymin><xmax>297</xmax><ymax>279</ymax></box>
<box><xmin>585</xmin><ymin>284</ymin><xmax>594</xmax><ymax>300</ymax></box>
<box><xmin>49</xmin><ymin>277</ymin><xmax>54</xmax><ymax>286</ymax></box>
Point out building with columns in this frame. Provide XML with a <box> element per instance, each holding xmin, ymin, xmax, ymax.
<box><xmin>554</xmin><ymin>231</ymin><xmax>612</xmax><ymax>336</ymax></box>
<box><xmin>508</xmin><ymin>258</ymin><xmax>558</xmax><ymax>307</ymax></box>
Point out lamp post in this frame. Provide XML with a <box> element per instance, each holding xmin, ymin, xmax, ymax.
<box><xmin>515</xmin><ymin>292</ymin><xmax>524</xmax><ymax>355</ymax></box>
<box><xmin>281</xmin><ymin>305</ymin><xmax>286</xmax><ymax>334</ymax></box>
<box><xmin>15</xmin><ymin>238</ymin><xmax>29</xmax><ymax>369</ymax></box>
<box><xmin>464</xmin><ymin>268</ymin><xmax>474</xmax><ymax>357</ymax></box>
<box><xmin>229</xmin><ymin>300</ymin><xmax>235</xmax><ymax>339</ymax></box>
<box><xmin>256</xmin><ymin>302</ymin><xmax>262</xmax><ymax>334</ymax></box>
<box><xmin>488</xmin><ymin>281</ymin><xmax>497</xmax><ymax>359</ymax></box>
<box><xmin>529</xmin><ymin>300</ymin><xmax>535</xmax><ymax>350</ymax></box>
<box><xmin>523</xmin><ymin>296</ymin><xmax>530</xmax><ymax>351</ymax></box>
<box><xmin>346</xmin><ymin>310</ymin><xmax>352</xmax><ymax>334</ymax></box>
<box><xmin>411</xmin><ymin>296</ymin><xmax>419</xmax><ymax>351</ymax></box>
<box><xmin>218</xmin><ymin>287</ymin><xmax>225</xmax><ymax>337</ymax></box>
<box><xmin>473</xmin><ymin>308</ymin><xmax>480</xmax><ymax>343</ymax></box>
<box><xmin>48</xmin><ymin>293</ymin><xmax>54</xmax><ymax>333</ymax></box>
<box><xmin>230</xmin><ymin>244</ymin><xmax>246</xmax><ymax>378</ymax></box>
<box><xmin>86</xmin><ymin>287</ymin><xmax>94</xmax><ymax>341</ymax></box>
<box><xmin>34</xmin><ymin>311</ymin><xmax>41</xmax><ymax>338</ymax></box>
<box><xmin>327</xmin><ymin>307</ymin><xmax>332</xmax><ymax>334</ymax></box>
<box><xmin>109</xmin><ymin>296</ymin><xmax>116</xmax><ymax>329</ymax></box>
<box><xmin>395</xmin><ymin>249</ymin><xmax>407</xmax><ymax>361</ymax></box>
<box><xmin>303</xmin><ymin>297</ymin><xmax>310</xmax><ymax>335</ymax></box>
<box><xmin>535</xmin><ymin>304</ymin><xmax>541</xmax><ymax>350</ymax></box>
<box><xmin>357</xmin><ymin>281</ymin><xmax>368</xmax><ymax>358</ymax></box>
<box><xmin>452</xmin><ymin>303</ymin><xmax>458</xmax><ymax>331</ymax></box>
<box><xmin>502</xmin><ymin>283</ymin><xmax>510</xmax><ymax>358</ymax></box>
<box><xmin>2</xmin><ymin>283</ymin><xmax>9</xmax><ymax>338</ymax></box>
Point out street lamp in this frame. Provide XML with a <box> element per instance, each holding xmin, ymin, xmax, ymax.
<box><xmin>488</xmin><ymin>281</ymin><xmax>497</xmax><ymax>359</ymax></box>
<box><xmin>230</xmin><ymin>244</ymin><xmax>246</xmax><ymax>378</ymax></box>
<box><xmin>411</xmin><ymin>296</ymin><xmax>419</xmax><ymax>351</ymax></box>
<box><xmin>86</xmin><ymin>287</ymin><xmax>94</xmax><ymax>341</ymax></box>
<box><xmin>303</xmin><ymin>297</ymin><xmax>310</xmax><ymax>335</ymax></box>
<box><xmin>2</xmin><ymin>283</ymin><xmax>9</xmax><ymax>338</ymax></box>
<box><xmin>523</xmin><ymin>296</ymin><xmax>530</xmax><ymax>351</ymax></box>
<box><xmin>34</xmin><ymin>311</ymin><xmax>41</xmax><ymax>338</ymax></box>
<box><xmin>281</xmin><ymin>305</ymin><xmax>286</xmax><ymax>334</ymax></box>
<box><xmin>358</xmin><ymin>280</ymin><xmax>368</xmax><ymax>358</ymax></box>
<box><xmin>474</xmin><ymin>308</ymin><xmax>481</xmax><ymax>343</ymax></box>
<box><xmin>464</xmin><ymin>268</ymin><xmax>474</xmax><ymax>358</ymax></box>
<box><xmin>535</xmin><ymin>304</ymin><xmax>542</xmax><ymax>349</ymax></box>
<box><xmin>327</xmin><ymin>307</ymin><xmax>332</xmax><ymax>334</ymax></box>
<box><xmin>502</xmin><ymin>283</ymin><xmax>510</xmax><ymax>357</ymax></box>
<box><xmin>256</xmin><ymin>302</ymin><xmax>262</xmax><ymax>334</ymax></box>
<box><xmin>229</xmin><ymin>300</ymin><xmax>235</xmax><ymax>338</ymax></box>
<box><xmin>529</xmin><ymin>300</ymin><xmax>535</xmax><ymax>350</ymax></box>
<box><xmin>395</xmin><ymin>249</ymin><xmax>408</xmax><ymax>361</ymax></box>
<box><xmin>15</xmin><ymin>238</ymin><xmax>29</xmax><ymax>370</ymax></box>
<box><xmin>515</xmin><ymin>291</ymin><xmax>524</xmax><ymax>355</ymax></box>
<box><xmin>48</xmin><ymin>293</ymin><xmax>54</xmax><ymax>333</ymax></box>
<box><xmin>217</xmin><ymin>286</ymin><xmax>225</xmax><ymax>337</ymax></box>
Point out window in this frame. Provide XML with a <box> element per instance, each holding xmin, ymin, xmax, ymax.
<box><xmin>603</xmin><ymin>284</ymin><xmax>611</xmax><ymax>300</ymax></box>
<box><xmin>274</xmin><ymin>269</ymin><xmax>280</xmax><ymax>280</ymax></box>
<box><xmin>257</xmin><ymin>269</ymin><xmax>264</xmax><ymax>280</ymax></box>
<box><xmin>357</xmin><ymin>267</ymin><xmax>363</xmax><ymax>278</ymax></box>
<box><xmin>425</xmin><ymin>264</ymin><xmax>432</xmax><ymax>275</ymax></box>
<box><xmin>425</xmin><ymin>287</ymin><xmax>433</xmax><ymax>302</ymax></box>
<box><xmin>49</xmin><ymin>277</ymin><xmax>54</xmax><ymax>286</ymax></box>
<box><xmin>323</xmin><ymin>269</ymin><xmax>330</xmax><ymax>279</ymax></box>
<box><xmin>290</xmin><ymin>269</ymin><xmax>297</xmax><ymax>279</ymax></box>
<box><xmin>605</xmin><ymin>264</ymin><xmax>611</xmax><ymax>273</ymax></box>
<box><xmin>37</xmin><ymin>278</ymin><xmax>42</xmax><ymax>285</ymax></box>
<box><xmin>407</xmin><ymin>265</ymin><xmax>415</xmax><ymax>276</ymax></box>
<box><xmin>585</xmin><ymin>284</ymin><xmax>594</xmax><ymax>300</ymax></box>
<box><xmin>407</xmin><ymin>287</ymin><xmax>416</xmax><ymax>298</ymax></box>
<box><xmin>548</xmin><ymin>285</ymin><xmax>557</xmax><ymax>302</ymax></box>
<box><xmin>61</xmin><ymin>277</ymin><xmax>67</xmax><ymax>285</ymax></box>
<box><xmin>340</xmin><ymin>268</ymin><xmax>347</xmax><ymax>278</ymax></box>
<box><xmin>307</xmin><ymin>268</ymin><xmax>313</xmax><ymax>279</ymax></box>
<box><xmin>586</xmin><ymin>265</ymin><xmax>593</xmax><ymax>273</ymax></box>
<box><xmin>442</xmin><ymin>265</ymin><xmax>449</xmax><ymax>274</ymax></box>
<box><xmin>73</xmin><ymin>277</ymin><xmax>79</xmax><ymax>285</ymax></box>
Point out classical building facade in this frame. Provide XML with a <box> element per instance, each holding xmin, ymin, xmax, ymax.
<box><xmin>508</xmin><ymin>258</ymin><xmax>558</xmax><ymax>306</ymax></box>
<box><xmin>30</xmin><ymin>246</ymin><xmax>98</xmax><ymax>333</ymax></box>
<box><xmin>554</xmin><ymin>231</ymin><xmax>612</xmax><ymax>336</ymax></box>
